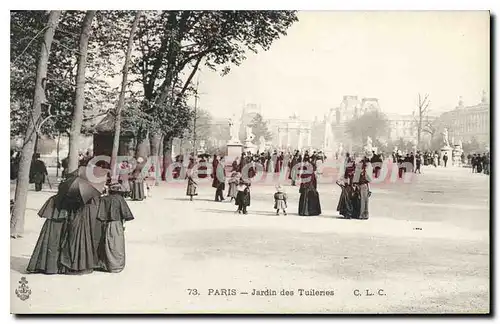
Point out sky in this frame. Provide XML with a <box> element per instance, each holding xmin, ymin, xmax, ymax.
<box><xmin>193</xmin><ymin>11</ymin><xmax>490</xmax><ymax>121</ymax></box>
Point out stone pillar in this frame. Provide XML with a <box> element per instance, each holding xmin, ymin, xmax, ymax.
<box><xmin>307</xmin><ymin>129</ymin><xmax>312</xmax><ymax>147</ymax></box>
<box><xmin>278</xmin><ymin>128</ymin><xmax>283</xmax><ymax>148</ymax></box>
<box><xmin>286</xmin><ymin>126</ymin><xmax>291</xmax><ymax>148</ymax></box>
<box><xmin>324</xmin><ymin>124</ymin><xmax>329</xmax><ymax>150</ymax></box>
<box><xmin>297</xmin><ymin>128</ymin><xmax>303</xmax><ymax>151</ymax></box>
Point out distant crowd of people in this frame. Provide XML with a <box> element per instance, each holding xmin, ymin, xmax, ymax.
<box><xmin>183</xmin><ymin>148</ymin><xmax>374</xmax><ymax>219</ymax></box>
<box><xmin>468</xmin><ymin>153</ymin><xmax>490</xmax><ymax>175</ymax></box>
<box><xmin>184</xmin><ymin>149</ymin><xmax>326</xmax><ymax>216</ymax></box>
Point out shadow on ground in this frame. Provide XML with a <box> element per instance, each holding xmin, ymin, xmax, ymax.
<box><xmin>11</xmin><ymin>256</ymin><xmax>30</xmax><ymax>274</ymax></box>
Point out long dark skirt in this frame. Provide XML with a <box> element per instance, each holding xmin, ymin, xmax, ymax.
<box><xmin>337</xmin><ymin>186</ymin><xmax>355</xmax><ymax>218</ymax></box>
<box><xmin>358</xmin><ymin>184</ymin><xmax>369</xmax><ymax>219</ymax></box>
<box><xmin>94</xmin><ymin>221</ymin><xmax>126</xmax><ymax>273</ymax></box>
<box><xmin>235</xmin><ymin>190</ymin><xmax>251</xmax><ymax>207</ymax></box>
<box><xmin>26</xmin><ymin>219</ymin><xmax>67</xmax><ymax>274</ymax></box>
<box><xmin>186</xmin><ymin>180</ymin><xmax>198</xmax><ymax>196</ymax></box>
<box><xmin>59</xmin><ymin>202</ymin><xmax>98</xmax><ymax>274</ymax></box>
<box><xmin>298</xmin><ymin>189</ymin><xmax>321</xmax><ymax>216</ymax></box>
<box><xmin>130</xmin><ymin>180</ymin><xmax>145</xmax><ymax>201</ymax></box>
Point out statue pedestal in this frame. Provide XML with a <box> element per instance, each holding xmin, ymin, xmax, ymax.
<box><xmin>452</xmin><ymin>145</ymin><xmax>463</xmax><ymax>167</ymax></box>
<box><xmin>243</xmin><ymin>141</ymin><xmax>257</xmax><ymax>155</ymax></box>
<box><xmin>440</xmin><ymin>146</ymin><xmax>453</xmax><ymax>166</ymax></box>
<box><xmin>364</xmin><ymin>146</ymin><xmax>377</xmax><ymax>155</ymax></box>
<box><xmin>226</xmin><ymin>142</ymin><xmax>243</xmax><ymax>166</ymax></box>
<box><xmin>324</xmin><ymin>149</ymin><xmax>335</xmax><ymax>160</ymax></box>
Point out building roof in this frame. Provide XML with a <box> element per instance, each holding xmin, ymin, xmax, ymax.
<box><xmin>94</xmin><ymin>112</ymin><xmax>134</xmax><ymax>135</ymax></box>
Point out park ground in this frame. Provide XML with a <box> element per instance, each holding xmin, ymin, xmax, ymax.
<box><xmin>10</xmin><ymin>165</ymin><xmax>490</xmax><ymax>314</ymax></box>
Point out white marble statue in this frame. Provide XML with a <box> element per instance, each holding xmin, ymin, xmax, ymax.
<box><xmin>245</xmin><ymin>126</ymin><xmax>255</xmax><ymax>143</ymax></box>
<box><xmin>442</xmin><ymin>128</ymin><xmax>450</xmax><ymax>147</ymax></box>
<box><xmin>337</xmin><ymin>142</ymin><xmax>344</xmax><ymax>155</ymax></box>
<box><xmin>365</xmin><ymin>136</ymin><xmax>373</xmax><ymax>152</ymax></box>
<box><xmin>228</xmin><ymin>115</ymin><xmax>241</xmax><ymax>142</ymax></box>
<box><xmin>323</xmin><ymin>109</ymin><xmax>335</xmax><ymax>151</ymax></box>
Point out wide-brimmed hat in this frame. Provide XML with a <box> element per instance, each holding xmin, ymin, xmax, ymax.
<box><xmin>275</xmin><ymin>185</ymin><xmax>283</xmax><ymax>192</ymax></box>
<box><xmin>108</xmin><ymin>182</ymin><xmax>125</xmax><ymax>193</ymax></box>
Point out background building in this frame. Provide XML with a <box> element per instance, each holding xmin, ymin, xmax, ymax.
<box><xmin>386</xmin><ymin>113</ymin><xmax>417</xmax><ymax>142</ymax></box>
<box><xmin>437</xmin><ymin>92</ymin><xmax>490</xmax><ymax>145</ymax></box>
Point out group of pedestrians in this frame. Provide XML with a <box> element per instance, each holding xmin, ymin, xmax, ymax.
<box><xmin>469</xmin><ymin>153</ymin><xmax>490</xmax><ymax>175</ymax></box>
<box><xmin>336</xmin><ymin>154</ymin><xmax>372</xmax><ymax>220</ymax></box>
<box><xmin>26</xmin><ymin>167</ymin><xmax>135</xmax><ymax>275</ymax></box>
<box><xmin>183</xmin><ymin>150</ymin><xmax>330</xmax><ymax>218</ymax></box>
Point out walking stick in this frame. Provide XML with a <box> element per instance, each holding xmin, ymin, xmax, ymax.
<box><xmin>46</xmin><ymin>174</ymin><xmax>52</xmax><ymax>190</ymax></box>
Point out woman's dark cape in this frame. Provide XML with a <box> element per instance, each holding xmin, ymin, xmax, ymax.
<box><xmin>337</xmin><ymin>183</ymin><xmax>361</xmax><ymax>219</ymax></box>
<box><xmin>26</xmin><ymin>195</ymin><xmax>75</xmax><ymax>274</ymax></box>
<box><xmin>94</xmin><ymin>194</ymin><xmax>134</xmax><ymax>272</ymax></box>
<box><xmin>97</xmin><ymin>194</ymin><xmax>134</xmax><ymax>222</ymax></box>
<box><xmin>235</xmin><ymin>189</ymin><xmax>251</xmax><ymax>207</ymax></box>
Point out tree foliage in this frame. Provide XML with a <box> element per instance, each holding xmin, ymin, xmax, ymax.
<box><xmin>131</xmin><ymin>10</ymin><xmax>298</xmax><ymax>142</ymax></box>
<box><xmin>247</xmin><ymin>113</ymin><xmax>273</xmax><ymax>143</ymax></box>
<box><xmin>190</xmin><ymin>108</ymin><xmax>213</xmax><ymax>142</ymax></box>
<box><xmin>11</xmin><ymin>10</ymin><xmax>298</xmax><ymax>147</ymax></box>
<box><xmin>346</xmin><ymin>110</ymin><xmax>390</xmax><ymax>145</ymax></box>
<box><xmin>10</xmin><ymin>10</ymin><xmax>128</xmax><ymax>138</ymax></box>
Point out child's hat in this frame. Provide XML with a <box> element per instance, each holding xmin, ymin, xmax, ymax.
<box><xmin>276</xmin><ymin>185</ymin><xmax>283</xmax><ymax>192</ymax></box>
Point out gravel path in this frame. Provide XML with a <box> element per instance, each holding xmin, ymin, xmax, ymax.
<box><xmin>10</xmin><ymin>166</ymin><xmax>490</xmax><ymax>314</ymax></box>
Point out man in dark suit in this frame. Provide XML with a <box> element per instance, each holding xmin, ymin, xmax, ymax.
<box><xmin>30</xmin><ymin>153</ymin><xmax>48</xmax><ymax>192</ymax></box>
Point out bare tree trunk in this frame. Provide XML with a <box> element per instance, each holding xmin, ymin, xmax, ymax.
<box><xmin>135</xmin><ymin>130</ymin><xmax>150</xmax><ymax>159</ymax></box>
<box><xmin>417</xmin><ymin>125</ymin><xmax>422</xmax><ymax>149</ymax></box>
<box><xmin>110</xmin><ymin>10</ymin><xmax>142</xmax><ymax>180</ymax></box>
<box><xmin>161</xmin><ymin>136</ymin><xmax>173</xmax><ymax>181</ymax></box>
<box><xmin>149</xmin><ymin>133</ymin><xmax>162</xmax><ymax>185</ymax></box>
<box><xmin>157</xmin><ymin>134</ymin><xmax>164</xmax><ymax>184</ymax></box>
<box><xmin>11</xmin><ymin>11</ymin><xmax>62</xmax><ymax>238</ymax></box>
<box><xmin>150</xmin><ymin>133</ymin><xmax>162</xmax><ymax>156</ymax></box>
<box><xmin>67</xmin><ymin>11</ymin><xmax>96</xmax><ymax>173</ymax></box>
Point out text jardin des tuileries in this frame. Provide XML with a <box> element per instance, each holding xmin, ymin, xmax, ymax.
<box><xmin>203</xmin><ymin>288</ymin><xmax>386</xmax><ymax>297</ymax></box>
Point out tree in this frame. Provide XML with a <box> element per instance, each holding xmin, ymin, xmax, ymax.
<box><xmin>190</xmin><ymin>108</ymin><xmax>213</xmax><ymax>146</ymax></box>
<box><xmin>414</xmin><ymin>93</ymin><xmax>431</xmax><ymax>149</ymax></box>
<box><xmin>130</xmin><ymin>11</ymin><xmax>298</xmax><ymax>172</ymax></box>
<box><xmin>421</xmin><ymin>115</ymin><xmax>437</xmax><ymax>150</ymax></box>
<box><xmin>346</xmin><ymin>110</ymin><xmax>389</xmax><ymax>146</ymax></box>
<box><xmin>247</xmin><ymin>113</ymin><xmax>272</xmax><ymax>143</ymax></box>
<box><xmin>462</xmin><ymin>137</ymin><xmax>482</xmax><ymax>154</ymax></box>
<box><xmin>11</xmin><ymin>10</ymin><xmax>62</xmax><ymax>238</ymax></box>
<box><xmin>67</xmin><ymin>11</ymin><xmax>97</xmax><ymax>173</ymax></box>
<box><xmin>110</xmin><ymin>10</ymin><xmax>142</xmax><ymax>179</ymax></box>
<box><xmin>10</xmin><ymin>11</ymin><xmax>121</xmax><ymax>140</ymax></box>
<box><xmin>391</xmin><ymin>137</ymin><xmax>415</xmax><ymax>153</ymax></box>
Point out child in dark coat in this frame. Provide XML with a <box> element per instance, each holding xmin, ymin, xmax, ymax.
<box><xmin>235</xmin><ymin>179</ymin><xmax>251</xmax><ymax>214</ymax></box>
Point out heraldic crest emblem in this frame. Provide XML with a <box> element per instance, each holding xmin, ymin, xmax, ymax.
<box><xmin>15</xmin><ymin>277</ymin><xmax>31</xmax><ymax>301</ymax></box>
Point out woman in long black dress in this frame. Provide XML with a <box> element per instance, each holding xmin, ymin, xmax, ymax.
<box><xmin>94</xmin><ymin>184</ymin><xmax>134</xmax><ymax>273</ymax></box>
<box><xmin>336</xmin><ymin>180</ymin><xmax>356</xmax><ymax>219</ymax></box>
<box><xmin>26</xmin><ymin>195</ymin><xmax>72</xmax><ymax>274</ymax></box>
<box><xmin>298</xmin><ymin>160</ymin><xmax>321</xmax><ymax>216</ymax></box>
<box><xmin>58</xmin><ymin>196</ymin><xmax>100</xmax><ymax>275</ymax></box>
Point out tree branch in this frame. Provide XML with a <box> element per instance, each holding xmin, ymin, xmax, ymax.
<box><xmin>12</xmin><ymin>25</ymin><xmax>49</xmax><ymax>64</ymax></box>
<box><xmin>175</xmin><ymin>55</ymin><xmax>203</xmax><ymax>106</ymax></box>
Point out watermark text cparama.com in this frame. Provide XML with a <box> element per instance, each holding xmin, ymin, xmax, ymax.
<box><xmin>84</xmin><ymin>155</ymin><xmax>416</xmax><ymax>186</ymax></box>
